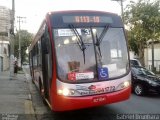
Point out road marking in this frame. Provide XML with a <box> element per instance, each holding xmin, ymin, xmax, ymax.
<box><xmin>24</xmin><ymin>99</ymin><xmax>37</xmax><ymax>120</ymax></box>
<box><xmin>24</xmin><ymin>100</ymin><xmax>35</xmax><ymax>114</ymax></box>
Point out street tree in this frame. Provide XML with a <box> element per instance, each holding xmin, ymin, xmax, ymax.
<box><xmin>124</xmin><ymin>0</ymin><xmax>160</xmax><ymax>66</ymax></box>
<box><xmin>14</xmin><ymin>30</ymin><xmax>33</xmax><ymax>64</ymax></box>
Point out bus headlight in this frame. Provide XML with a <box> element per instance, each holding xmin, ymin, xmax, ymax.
<box><xmin>58</xmin><ymin>88</ymin><xmax>75</xmax><ymax>96</ymax></box>
<box><xmin>124</xmin><ymin>81</ymin><xmax>130</xmax><ymax>87</ymax></box>
<box><xmin>116</xmin><ymin>81</ymin><xmax>130</xmax><ymax>91</ymax></box>
<box><xmin>63</xmin><ymin>88</ymin><xmax>70</xmax><ymax>96</ymax></box>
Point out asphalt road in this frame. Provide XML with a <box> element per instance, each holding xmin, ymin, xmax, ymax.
<box><xmin>23</xmin><ymin>66</ymin><xmax>160</xmax><ymax>120</ymax></box>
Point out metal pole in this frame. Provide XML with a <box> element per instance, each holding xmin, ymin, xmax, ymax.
<box><xmin>9</xmin><ymin>0</ymin><xmax>15</xmax><ymax>79</ymax></box>
<box><xmin>17</xmin><ymin>16</ymin><xmax>26</xmax><ymax>67</ymax></box>
<box><xmin>111</xmin><ymin>0</ymin><xmax>124</xmax><ymax>22</ymax></box>
<box><xmin>18</xmin><ymin>18</ymin><xmax>21</xmax><ymax>67</ymax></box>
<box><xmin>10</xmin><ymin>0</ymin><xmax>15</xmax><ymax>54</ymax></box>
<box><xmin>151</xmin><ymin>39</ymin><xmax>154</xmax><ymax>71</ymax></box>
<box><xmin>151</xmin><ymin>26</ymin><xmax>155</xmax><ymax>72</ymax></box>
<box><xmin>120</xmin><ymin>0</ymin><xmax>124</xmax><ymax>22</ymax></box>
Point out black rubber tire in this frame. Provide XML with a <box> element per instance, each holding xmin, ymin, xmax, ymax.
<box><xmin>134</xmin><ymin>84</ymin><xmax>145</xmax><ymax>96</ymax></box>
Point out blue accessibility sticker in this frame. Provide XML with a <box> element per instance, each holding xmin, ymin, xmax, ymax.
<box><xmin>98</xmin><ymin>67</ymin><xmax>109</xmax><ymax>80</ymax></box>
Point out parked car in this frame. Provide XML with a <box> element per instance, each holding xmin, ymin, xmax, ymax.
<box><xmin>130</xmin><ymin>59</ymin><xmax>142</xmax><ymax>67</ymax></box>
<box><xmin>131</xmin><ymin>66</ymin><xmax>160</xmax><ymax>96</ymax></box>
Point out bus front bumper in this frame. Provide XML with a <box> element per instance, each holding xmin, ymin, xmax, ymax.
<box><xmin>52</xmin><ymin>86</ymin><xmax>131</xmax><ymax>112</ymax></box>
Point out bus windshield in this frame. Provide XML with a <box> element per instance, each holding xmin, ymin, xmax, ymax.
<box><xmin>53</xmin><ymin>27</ymin><xmax>129</xmax><ymax>82</ymax></box>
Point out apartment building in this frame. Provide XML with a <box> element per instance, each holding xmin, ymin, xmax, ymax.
<box><xmin>0</xmin><ymin>6</ymin><xmax>11</xmax><ymax>71</ymax></box>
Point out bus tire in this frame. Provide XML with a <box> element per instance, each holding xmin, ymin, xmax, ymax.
<box><xmin>39</xmin><ymin>80</ymin><xmax>48</xmax><ymax>106</ymax></box>
<box><xmin>134</xmin><ymin>84</ymin><xmax>145</xmax><ymax>96</ymax></box>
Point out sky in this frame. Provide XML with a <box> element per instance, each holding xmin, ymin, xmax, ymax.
<box><xmin>0</xmin><ymin>0</ymin><xmax>133</xmax><ymax>34</ymax></box>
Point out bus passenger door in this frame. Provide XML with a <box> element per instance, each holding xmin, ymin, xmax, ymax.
<box><xmin>41</xmin><ymin>28</ymin><xmax>52</xmax><ymax>101</ymax></box>
<box><xmin>29</xmin><ymin>52</ymin><xmax>34</xmax><ymax>82</ymax></box>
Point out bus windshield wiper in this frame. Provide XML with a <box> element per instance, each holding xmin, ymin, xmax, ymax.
<box><xmin>69</xmin><ymin>24</ymin><xmax>86</xmax><ymax>64</ymax></box>
<box><xmin>95</xmin><ymin>25</ymin><xmax>109</xmax><ymax>57</ymax></box>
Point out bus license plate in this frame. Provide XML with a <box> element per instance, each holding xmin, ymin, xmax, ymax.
<box><xmin>92</xmin><ymin>96</ymin><xmax>106</xmax><ymax>103</ymax></box>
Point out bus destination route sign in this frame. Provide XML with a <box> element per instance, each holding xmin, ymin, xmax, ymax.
<box><xmin>62</xmin><ymin>16</ymin><xmax>113</xmax><ymax>23</ymax></box>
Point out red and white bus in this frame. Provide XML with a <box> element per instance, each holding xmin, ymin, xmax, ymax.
<box><xmin>29</xmin><ymin>10</ymin><xmax>131</xmax><ymax>111</ymax></box>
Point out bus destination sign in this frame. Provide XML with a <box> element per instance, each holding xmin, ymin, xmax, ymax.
<box><xmin>62</xmin><ymin>16</ymin><xmax>113</xmax><ymax>23</ymax></box>
<box><xmin>75</xmin><ymin>16</ymin><xmax>100</xmax><ymax>23</ymax></box>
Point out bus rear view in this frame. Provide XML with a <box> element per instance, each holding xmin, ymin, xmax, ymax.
<box><xmin>29</xmin><ymin>10</ymin><xmax>131</xmax><ymax>111</ymax></box>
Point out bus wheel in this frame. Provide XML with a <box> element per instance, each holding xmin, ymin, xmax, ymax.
<box><xmin>134</xmin><ymin>84</ymin><xmax>145</xmax><ymax>96</ymax></box>
<box><xmin>39</xmin><ymin>81</ymin><xmax>44</xmax><ymax>96</ymax></box>
<box><xmin>39</xmin><ymin>81</ymin><xmax>48</xmax><ymax>106</ymax></box>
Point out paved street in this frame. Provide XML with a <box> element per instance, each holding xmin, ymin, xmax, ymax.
<box><xmin>29</xmin><ymin>94</ymin><xmax>160</xmax><ymax>120</ymax></box>
<box><xmin>22</xmin><ymin>66</ymin><xmax>160</xmax><ymax>120</ymax></box>
<box><xmin>0</xmin><ymin>67</ymin><xmax>160</xmax><ymax>120</ymax></box>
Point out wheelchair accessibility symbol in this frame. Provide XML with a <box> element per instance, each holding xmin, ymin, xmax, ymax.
<box><xmin>98</xmin><ymin>67</ymin><xmax>109</xmax><ymax>80</ymax></box>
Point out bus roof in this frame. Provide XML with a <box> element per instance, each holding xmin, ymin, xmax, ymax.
<box><xmin>48</xmin><ymin>10</ymin><xmax>123</xmax><ymax>28</ymax></box>
<box><xmin>29</xmin><ymin>10</ymin><xmax>124</xmax><ymax>52</ymax></box>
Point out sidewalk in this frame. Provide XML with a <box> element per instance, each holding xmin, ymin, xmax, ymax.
<box><xmin>0</xmin><ymin>70</ymin><xmax>36</xmax><ymax>120</ymax></box>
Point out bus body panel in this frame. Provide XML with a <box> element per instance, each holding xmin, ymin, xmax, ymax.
<box><xmin>49</xmin><ymin>10</ymin><xmax>124</xmax><ymax>28</ymax></box>
<box><xmin>50</xmin><ymin>72</ymin><xmax>131</xmax><ymax>111</ymax></box>
<box><xmin>56</xmin><ymin>72</ymin><xmax>131</xmax><ymax>97</ymax></box>
<box><xmin>52</xmin><ymin>87</ymin><xmax>131</xmax><ymax>111</ymax></box>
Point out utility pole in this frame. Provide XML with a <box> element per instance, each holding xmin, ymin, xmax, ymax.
<box><xmin>11</xmin><ymin>0</ymin><xmax>15</xmax><ymax>34</ymax></box>
<box><xmin>151</xmin><ymin>39</ymin><xmax>154</xmax><ymax>72</ymax></box>
<box><xmin>120</xmin><ymin>0</ymin><xmax>124</xmax><ymax>22</ymax></box>
<box><xmin>9</xmin><ymin>0</ymin><xmax>15</xmax><ymax>79</ymax></box>
<box><xmin>17</xmin><ymin>16</ymin><xmax>26</xmax><ymax>67</ymax></box>
<box><xmin>111</xmin><ymin>0</ymin><xmax>124</xmax><ymax>22</ymax></box>
<box><xmin>151</xmin><ymin>25</ymin><xmax>155</xmax><ymax>72</ymax></box>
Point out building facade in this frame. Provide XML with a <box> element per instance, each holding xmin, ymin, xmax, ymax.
<box><xmin>0</xmin><ymin>6</ymin><xmax>11</xmax><ymax>72</ymax></box>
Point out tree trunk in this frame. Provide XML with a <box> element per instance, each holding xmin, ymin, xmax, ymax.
<box><xmin>138</xmin><ymin>40</ymin><xmax>145</xmax><ymax>67</ymax></box>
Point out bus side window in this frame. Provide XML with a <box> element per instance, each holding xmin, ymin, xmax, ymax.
<box><xmin>41</xmin><ymin>35</ymin><xmax>49</xmax><ymax>54</ymax></box>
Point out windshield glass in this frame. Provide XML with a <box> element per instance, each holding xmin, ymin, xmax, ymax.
<box><xmin>53</xmin><ymin>27</ymin><xmax>129</xmax><ymax>82</ymax></box>
<box><xmin>130</xmin><ymin>60</ymin><xmax>140</xmax><ymax>66</ymax></box>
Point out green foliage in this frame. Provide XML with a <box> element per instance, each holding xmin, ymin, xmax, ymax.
<box><xmin>14</xmin><ymin>30</ymin><xmax>33</xmax><ymax>64</ymax></box>
<box><xmin>126</xmin><ymin>30</ymin><xmax>138</xmax><ymax>54</ymax></box>
<box><xmin>124</xmin><ymin>0</ymin><xmax>160</xmax><ymax>65</ymax></box>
